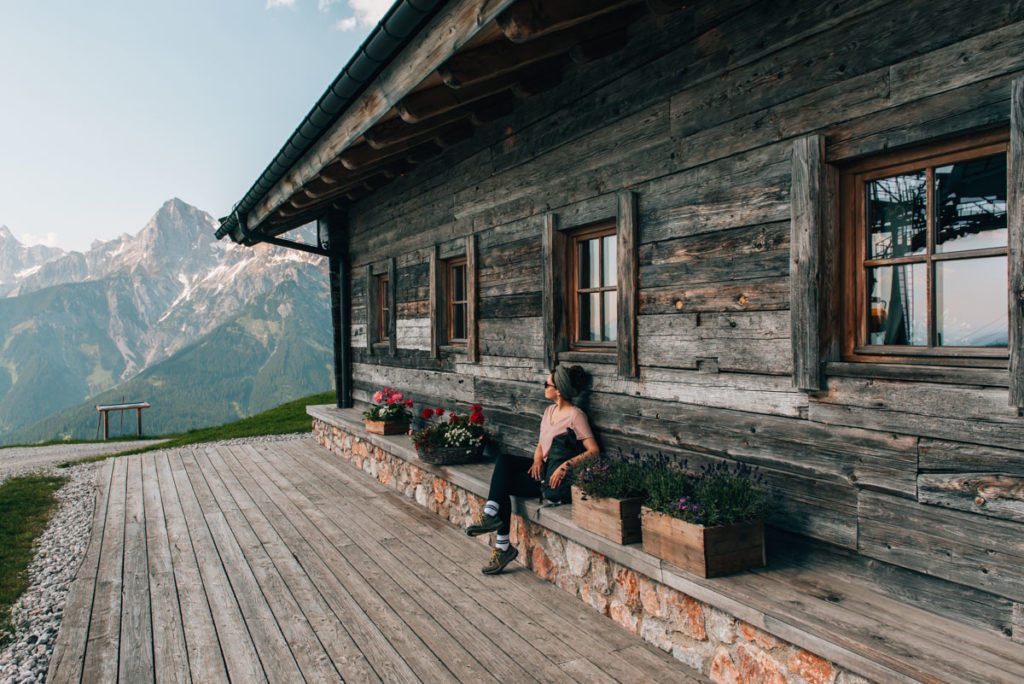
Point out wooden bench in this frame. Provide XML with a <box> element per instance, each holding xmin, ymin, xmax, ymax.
<box><xmin>95</xmin><ymin>401</ymin><xmax>150</xmax><ymax>439</ymax></box>
<box><xmin>310</xmin><ymin>406</ymin><xmax>1024</xmax><ymax>683</ymax></box>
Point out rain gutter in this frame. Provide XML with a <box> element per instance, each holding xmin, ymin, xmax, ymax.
<box><xmin>216</xmin><ymin>0</ymin><xmax>447</xmax><ymax>244</ymax></box>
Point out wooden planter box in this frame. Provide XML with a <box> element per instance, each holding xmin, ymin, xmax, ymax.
<box><xmin>364</xmin><ymin>419</ymin><xmax>409</xmax><ymax>435</ymax></box>
<box><xmin>571</xmin><ymin>486</ymin><xmax>643</xmax><ymax>544</ymax></box>
<box><xmin>417</xmin><ymin>445</ymin><xmax>484</xmax><ymax>465</ymax></box>
<box><xmin>641</xmin><ymin>507</ymin><xmax>765</xmax><ymax>578</ymax></box>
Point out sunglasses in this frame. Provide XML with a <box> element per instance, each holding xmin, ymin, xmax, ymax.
<box><xmin>543</xmin><ymin>381</ymin><xmax>555</xmax><ymax>389</ymax></box>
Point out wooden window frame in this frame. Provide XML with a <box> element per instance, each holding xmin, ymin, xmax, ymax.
<box><xmin>839</xmin><ymin>129</ymin><xmax>1010</xmax><ymax>367</ymax></box>
<box><xmin>543</xmin><ymin>191</ymin><xmax>638</xmax><ymax>378</ymax></box>
<box><xmin>430</xmin><ymin>236</ymin><xmax>479</xmax><ymax>362</ymax></box>
<box><xmin>446</xmin><ymin>257</ymin><xmax>468</xmax><ymax>345</ymax></box>
<box><xmin>568</xmin><ymin>222</ymin><xmax>618</xmax><ymax>351</ymax></box>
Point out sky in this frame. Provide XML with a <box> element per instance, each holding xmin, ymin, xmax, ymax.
<box><xmin>0</xmin><ymin>0</ymin><xmax>392</xmax><ymax>252</ymax></box>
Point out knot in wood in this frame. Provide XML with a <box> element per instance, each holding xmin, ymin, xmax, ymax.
<box><xmin>975</xmin><ymin>496</ymin><xmax>986</xmax><ymax>507</ymax></box>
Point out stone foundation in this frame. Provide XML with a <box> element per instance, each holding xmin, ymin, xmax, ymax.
<box><xmin>313</xmin><ymin>418</ymin><xmax>873</xmax><ymax>684</ymax></box>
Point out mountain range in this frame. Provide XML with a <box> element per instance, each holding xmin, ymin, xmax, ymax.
<box><xmin>0</xmin><ymin>199</ymin><xmax>332</xmax><ymax>444</ymax></box>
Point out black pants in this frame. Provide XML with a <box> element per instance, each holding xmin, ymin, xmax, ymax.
<box><xmin>486</xmin><ymin>452</ymin><xmax>541</xmax><ymax>535</ymax></box>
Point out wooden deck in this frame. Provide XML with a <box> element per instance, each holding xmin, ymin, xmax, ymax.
<box><xmin>47</xmin><ymin>438</ymin><xmax>704</xmax><ymax>683</ymax></box>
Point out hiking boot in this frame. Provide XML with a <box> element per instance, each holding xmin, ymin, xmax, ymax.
<box><xmin>481</xmin><ymin>545</ymin><xmax>519</xmax><ymax>575</ymax></box>
<box><xmin>466</xmin><ymin>512</ymin><xmax>502</xmax><ymax>537</ymax></box>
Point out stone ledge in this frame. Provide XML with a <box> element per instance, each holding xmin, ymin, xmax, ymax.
<box><xmin>308</xmin><ymin>404</ymin><xmax>1023</xmax><ymax>684</ymax></box>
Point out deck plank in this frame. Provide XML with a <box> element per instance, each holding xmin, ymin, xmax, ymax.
<box><xmin>198</xmin><ymin>446</ymin><xmax>381</xmax><ymax>683</ymax></box>
<box><xmin>140</xmin><ymin>453</ymin><xmax>190</xmax><ymax>684</ymax></box>
<box><xmin>47</xmin><ymin>459</ymin><xmax>114</xmax><ymax>684</ymax></box>
<box><xmin>119</xmin><ymin>455</ymin><xmax>155</xmax><ymax>683</ymax></box>
<box><xmin>179</xmin><ymin>450</ymin><xmax>305</xmax><ymax>683</ymax></box>
<box><xmin>166</xmin><ymin>451</ymin><xmax>267</xmax><ymax>683</ymax></box>
<box><xmin>223</xmin><ymin>443</ymin><xmax>460</xmax><ymax>683</ymax></box>
<box><xmin>153</xmin><ymin>452</ymin><xmax>228</xmax><ymax>682</ymax></box>
<box><xmin>189</xmin><ymin>447</ymin><xmax>344</xmax><ymax>682</ymax></box>
<box><xmin>215</xmin><ymin>444</ymin><xmax>426</xmax><ymax>683</ymax></box>
<box><xmin>81</xmin><ymin>454</ymin><xmax>128</xmax><ymax>683</ymax></box>
<box><xmin>252</xmin><ymin>442</ymin><xmax>541</xmax><ymax>683</ymax></box>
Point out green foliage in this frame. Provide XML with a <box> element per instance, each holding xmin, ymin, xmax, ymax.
<box><xmin>0</xmin><ymin>473</ymin><xmax>66</xmax><ymax>645</ymax></box>
<box><xmin>60</xmin><ymin>391</ymin><xmax>336</xmax><ymax>466</ymax></box>
<box><xmin>570</xmin><ymin>450</ymin><xmax>647</xmax><ymax>499</ymax></box>
<box><xmin>645</xmin><ymin>458</ymin><xmax>766</xmax><ymax>527</ymax></box>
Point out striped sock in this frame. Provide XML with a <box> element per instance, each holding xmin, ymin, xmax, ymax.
<box><xmin>495</xmin><ymin>534</ymin><xmax>510</xmax><ymax>551</ymax></box>
<box><xmin>484</xmin><ymin>500</ymin><xmax>498</xmax><ymax>517</ymax></box>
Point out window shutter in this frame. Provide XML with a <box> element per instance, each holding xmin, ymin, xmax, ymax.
<box><xmin>387</xmin><ymin>257</ymin><xmax>397</xmax><ymax>356</ymax></box>
<box><xmin>429</xmin><ymin>245</ymin><xmax>440</xmax><ymax>359</ymax></box>
<box><xmin>617</xmin><ymin>191</ymin><xmax>639</xmax><ymax>378</ymax></box>
<box><xmin>466</xmin><ymin>234</ymin><xmax>480</xmax><ymax>363</ymax></box>
<box><xmin>791</xmin><ymin>134</ymin><xmax>827</xmax><ymax>391</ymax></box>
<box><xmin>365</xmin><ymin>264</ymin><xmax>376</xmax><ymax>354</ymax></box>
<box><xmin>1010</xmin><ymin>77</ymin><xmax>1024</xmax><ymax>408</ymax></box>
<box><xmin>543</xmin><ymin>213</ymin><xmax>568</xmax><ymax>370</ymax></box>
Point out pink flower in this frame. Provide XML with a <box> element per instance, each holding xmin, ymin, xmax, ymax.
<box><xmin>373</xmin><ymin>391</ymin><xmax>383</xmax><ymax>403</ymax></box>
<box><xmin>394</xmin><ymin>393</ymin><xmax>404</xmax><ymax>401</ymax></box>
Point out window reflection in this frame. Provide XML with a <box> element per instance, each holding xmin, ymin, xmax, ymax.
<box><xmin>936</xmin><ymin>256</ymin><xmax>1007</xmax><ymax>347</ymax></box>
<box><xmin>934</xmin><ymin>154</ymin><xmax>1007</xmax><ymax>253</ymax></box>
<box><xmin>867</xmin><ymin>264</ymin><xmax>927</xmax><ymax>346</ymax></box>
<box><xmin>867</xmin><ymin>171</ymin><xmax>927</xmax><ymax>259</ymax></box>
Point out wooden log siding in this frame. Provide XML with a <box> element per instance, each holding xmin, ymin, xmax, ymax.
<box><xmin>791</xmin><ymin>134</ymin><xmax>826</xmax><ymax>391</ymax></box>
<box><xmin>1010</xmin><ymin>76</ymin><xmax>1024</xmax><ymax>408</ymax></box>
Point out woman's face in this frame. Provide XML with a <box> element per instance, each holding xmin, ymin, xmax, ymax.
<box><xmin>544</xmin><ymin>373</ymin><xmax>559</xmax><ymax>402</ymax></box>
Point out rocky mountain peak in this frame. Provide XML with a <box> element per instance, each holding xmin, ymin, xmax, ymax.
<box><xmin>0</xmin><ymin>225</ymin><xmax>14</xmax><ymax>242</ymax></box>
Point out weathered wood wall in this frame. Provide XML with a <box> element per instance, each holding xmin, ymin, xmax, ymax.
<box><xmin>341</xmin><ymin>0</ymin><xmax>1024</xmax><ymax>637</ymax></box>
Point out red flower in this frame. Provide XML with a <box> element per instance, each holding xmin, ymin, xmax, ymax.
<box><xmin>435</xmin><ymin>408</ymin><xmax>445</xmax><ymax>416</ymax></box>
<box><xmin>421</xmin><ymin>408</ymin><xmax>434</xmax><ymax>419</ymax></box>
<box><xmin>387</xmin><ymin>397</ymin><xmax>394</xmax><ymax>404</ymax></box>
<box><xmin>449</xmin><ymin>413</ymin><xmax>458</xmax><ymax>423</ymax></box>
<box><xmin>469</xmin><ymin>412</ymin><xmax>484</xmax><ymax>425</ymax></box>
<box><xmin>471</xmin><ymin>403</ymin><xmax>482</xmax><ymax>412</ymax></box>
<box><xmin>404</xmin><ymin>400</ymin><xmax>414</xmax><ymax>407</ymax></box>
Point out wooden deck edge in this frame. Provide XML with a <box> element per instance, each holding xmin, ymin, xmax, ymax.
<box><xmin>307</xmin><ymin>404</ymin><xmax>1021</xmax><ymax>683</ymax></box>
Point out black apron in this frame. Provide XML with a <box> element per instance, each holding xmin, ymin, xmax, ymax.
<box><xmin>541</xmin><ymin>427</ymin><xmax>585</xmax><ymax>503</ymax></box>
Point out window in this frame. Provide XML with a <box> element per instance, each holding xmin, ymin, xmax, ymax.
<box><xmin>842</xmin><ymin>132</ymin><xmax>1009</xmax><ymax>361</ymax></box>
<box><xmin>447</xmin><ymin>257</ymin><xmax>468</xmax><ymax>344</ymax></box>
<box><xmin>376</xmin><ymin>273</ymin><xmax>390</xmax><ymax>343</ymax></box>
<box><xmin>570</xmin><ymin>223</ymin><xmax>617</xmax><ymax>348</ymax></box>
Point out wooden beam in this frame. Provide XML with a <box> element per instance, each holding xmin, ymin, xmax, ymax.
<box><xmin>497</xmin><ymin>0</ymin><xmax>638</xmax><ymax>43</ymax></box>
<box><xmin>442</xmin><ymin>6</ymin><xmax>640</xmax><ymax>89</ymax></box>
<box><xmin>364</xmin><ymin>92</ymin><xmax>515</xmax><ymax>149</ymax></box>
<box><xmin>1010</xmin><ymin>77</ymin><xmax>1024</xmax><ymax>408</ymax></box>
<box><xmin>247</xmin><ymin>0</ymin><xmax>519</xmax><ymax>231</ymax></box>
<box><xmin>396</xmin><ymin>70</ymin><xmax>522</xmax><ymax>124</ymax></box>
<box><xmin>791</xmin><ymin>134</ymin><xmax>826</xmax><ymax>392</ymax></box>
<box><xmin>341</xmin><ymin>121</ymin><xmax>474</xmax><ymax>170</ymax></box>
<box><xmin>617</xmin><ymin>191</ymin><xmax>639</xmax><ymax>379</ymax></box>
<box><xmin>466</xmin><ymin>233</ymin><xmax>479</xmax><ymax>363</ymax></box>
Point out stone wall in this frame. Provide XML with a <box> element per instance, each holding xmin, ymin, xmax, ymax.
<box><xmin>313</xmin><ymin>418</ymin><xmax>872</xmax><ymax>684</ymax></box>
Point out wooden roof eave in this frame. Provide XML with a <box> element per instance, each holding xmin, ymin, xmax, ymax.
<box><xmin>239</xmin><ymin>0</ymin><xmax>522</xmax><ymax>241</ymax></box>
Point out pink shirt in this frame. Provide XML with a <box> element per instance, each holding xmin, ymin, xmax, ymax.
<box><xmin>538</xmin><ymin>405</ymin><xmax>594</xmax><ymax>459</ymax></box>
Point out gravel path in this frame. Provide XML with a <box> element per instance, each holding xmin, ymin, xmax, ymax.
<box><xmin>0</xmin><ymin>440</ymin><xmax>166</xmax><ymax>481</ymax></box>
<box><xmin>0</xmin><ymin>432</ymin><xmax>310</xmax><ymax>684</ymax></box>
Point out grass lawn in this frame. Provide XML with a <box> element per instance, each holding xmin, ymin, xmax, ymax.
<box><xmin>59</xmin><ymin>390</ymin><xmax>337</xmax><ymax>466</ymax></box>
<box><xmin>0</xmin><ymin>474</ymin><xmax>67</xmax><ymax>645</ymax></box>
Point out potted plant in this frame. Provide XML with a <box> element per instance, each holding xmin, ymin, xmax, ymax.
<box><xmin>362</xmin><ymin>387</ymin><xmax>414</xmax><ymax>434</ymax></box>
<box><xmin>411</xmin><ymin>404</ymin><xmax>489</xmax><ymax>465</ymax></box>
<box><xmin>641</xmin><ymin>460</ymin><xmax>767</xmax><ymax>578</ymax></box>
<box><xmin>570</xmin><ymin>449</ymin><xmax>648</xmax><ymax>544</ymax></box>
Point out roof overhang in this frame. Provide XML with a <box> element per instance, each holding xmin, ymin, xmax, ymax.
<box><xmin>218</xmin><ymin>0</ymin><xmax>677</xmax><ymax>246</ymax></box>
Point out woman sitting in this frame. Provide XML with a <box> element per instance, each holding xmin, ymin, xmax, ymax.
<box><xmin>466</xmin><ymin>364</ymin><xmax>598</xmax><ymax>575</ymax></box>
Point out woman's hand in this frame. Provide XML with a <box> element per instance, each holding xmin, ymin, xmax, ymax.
<box><xmin>529</xmin><ymin>456</ymin><xmax>544</xmax><ymax>480</ymax></box>
<box><xmin>549</xmin><ymin>462</ymin><xmax>569</xmax><ymax>487</ymax></box>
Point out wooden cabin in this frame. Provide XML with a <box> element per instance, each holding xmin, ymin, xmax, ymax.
<box><xmin>219</xmin><ymin>0</ymin><xmax>1024</xmax><ymax>680</ymax></box>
